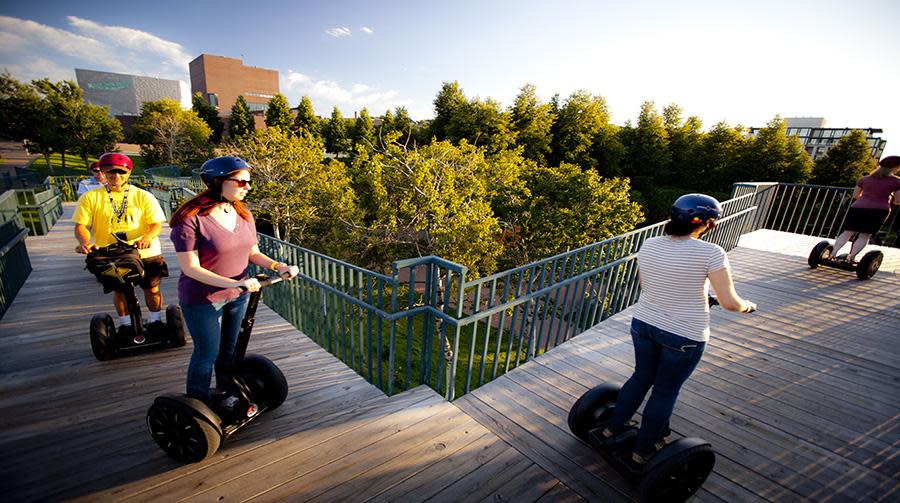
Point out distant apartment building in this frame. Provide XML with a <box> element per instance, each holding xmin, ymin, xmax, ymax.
<box><xmin>75</xmin><ymin>68</ymin><xmax>181</xmax><ymax>117</ymax></box>
<box><xmin>189</xmin><ymin>54</ymin><xmax>279</xmax><ymax>131</ymax></box>
<box><xmin>749</xmin><ymin>117</ymin><xmax>886</xmax><ymax>161</ymax></box>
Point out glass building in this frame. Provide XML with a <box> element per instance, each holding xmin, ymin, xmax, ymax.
<box><xmin>748</xmin><ymin>117</ymin><xmax>886</xmax><ymax>161</ymax></box>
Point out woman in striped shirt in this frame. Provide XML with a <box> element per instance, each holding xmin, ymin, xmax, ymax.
<box><xmin>602</xmin><ymin>194</ymin><xmax>756</xmax><ymax>465</ymax></box>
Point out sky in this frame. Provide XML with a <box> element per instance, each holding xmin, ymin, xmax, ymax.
<box><xmin>2</xmin><ymin>0</ymin><xmax>899</xmax><ymax>150</ymax></box>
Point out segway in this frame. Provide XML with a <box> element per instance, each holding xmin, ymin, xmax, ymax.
<box><xmin>146</xmin><ymin>273</ymin><xmax>291</xmax><ymax>463</ymax></box>
<box><xmin>85</xmin><ymin>240</ymin><xmax>187</xmax><ymax>360</ymax></box>
<box><xmin>808</xmin><ymin>238</ymin><xmax>883</xmax><ymax>280</ymax></box>
<box><xmin>568</xmin><ymin>297</ymin><xmax>738</xmax><ymax>502</ymax></box>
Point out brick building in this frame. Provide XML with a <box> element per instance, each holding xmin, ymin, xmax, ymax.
<box><xmin>189</xmin><ymin>54</ymin><xmax>279</xmax><ymax>130</ymax></box>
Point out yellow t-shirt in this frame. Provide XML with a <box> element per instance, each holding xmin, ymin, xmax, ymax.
<box><xmin>72</xmin><ymin>185</ymin><xmax>167</xmax><ymax>258</ymax></box>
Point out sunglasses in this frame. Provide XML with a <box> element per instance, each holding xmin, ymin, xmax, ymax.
<box><xmin>91</xmin><ymin>169</ymin><xmax>101</xmax><ymax>173</ymax></box>
<box><xmin>225</xmin><ymin>178</ymin><xmax>251</xmax><ymax>187</ymax></box>
<box><xmin>105</xmin><ymin>169</ymin><xmax>128</xmax><ymax>175</ymax></box>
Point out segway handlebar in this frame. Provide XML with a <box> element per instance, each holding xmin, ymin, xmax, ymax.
<box><xmin>708</xmin><ymin>295</ymin><xmax>756</xmax><ymax>313</ymax></box>
<box><xmin>238</xmin><ymin>271</ymin><xmax>294</xmax><ymax>292</ymax></box>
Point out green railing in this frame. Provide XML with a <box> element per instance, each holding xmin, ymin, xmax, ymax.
<box><xmin>0</xmin><ymin>191</ymin><xmax>31</xmax><ymax>320</ymax></box>
<box><xmin>732</xmin><ymin>182</ymin><xmax>900</xmax><ymax>247</ymax></box>
<box><xmin>13</xmin><ymin>187</ymin><xmax>62</xmax><ymax>236</ymax></box>
<box><xmin>254</xmin><ymin>190</ymin><xmax>761</xmax><ymax>400</ymax></box>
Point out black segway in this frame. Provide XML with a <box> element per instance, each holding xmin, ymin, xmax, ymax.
<box><xmin>146</xmin><ymin>273</ymin><xmax>291</xmax><ymax>463</ymax></box>
<box><xmin>808</xmin><ymin>238</ymin><xmax>883</xmax><ymax>280</ymax></box>
<box><xmin>85</xmin><ymin>241</ymin><xmax>186</xmax><ymax>361</ymax></box>
<box><xmin>568</xmin><ymin>297</ymin><xmax>737</xmax><ymax>502</ymax></box>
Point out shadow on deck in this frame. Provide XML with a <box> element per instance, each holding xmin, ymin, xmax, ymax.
<box><xmin>0</xmin><ymin>204</ymin><xmax>897</xmax><ymax>502</ymax></box>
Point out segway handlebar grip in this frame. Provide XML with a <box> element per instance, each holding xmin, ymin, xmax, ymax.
<box><xmin>238</xmin><ymin>271</ymin><xmax>293</xmax><ymax>291</ymax></box>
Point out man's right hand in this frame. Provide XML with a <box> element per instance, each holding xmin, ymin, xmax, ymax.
<box><xmin>76</xmin><ymin>243</ymin><xmax>97</xmax><ymax>254</ymax></box>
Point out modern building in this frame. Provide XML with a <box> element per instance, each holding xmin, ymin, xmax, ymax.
<box><xmin>75</xmin><ymin>68</ymin><xmax>181</xmax><ymax>117</ymax></box>
<box><xmin>749</xmin><ymin>117</ymin><xmax>887</xmax><ymax>161</ymax></box>
<box><xmin>189</xmin><ymin>54</ymin><xmax>279</xmax><ymax>122</ymax></box>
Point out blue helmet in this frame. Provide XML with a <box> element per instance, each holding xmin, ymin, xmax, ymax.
<box><xmin>670</xmin><ymin>193</ymin><xmax>722</xmax><ymax>225</ymax></box>
<box><xmin>199</xmin><ymin>156</ymin><xmax>252</xmax><ymax>187</ymax></box>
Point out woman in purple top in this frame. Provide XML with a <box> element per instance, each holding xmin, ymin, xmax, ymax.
<box><xmin>169</xmin><ymin>156</ymin><xmax>298</xmax><ymax>400</ymax></box>
<box><xmin>831</xmin><ymin>156</ymin><xmax>900</xmax><ymax>262</ymax></box>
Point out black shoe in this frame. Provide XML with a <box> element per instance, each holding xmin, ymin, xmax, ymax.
<box><xmin>116</xmin><ymin>324</ymin><xmax>134</xmax><ymax>339</ymax></box>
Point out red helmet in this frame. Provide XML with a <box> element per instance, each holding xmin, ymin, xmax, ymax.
<box><xmin>98</xmin><ymin>153</ymin><xmax>133</xmax><ymax>171</ymax></box>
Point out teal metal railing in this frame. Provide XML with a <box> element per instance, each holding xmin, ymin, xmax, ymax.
<box><xmin>14</xmin><ymin>187</ymin><xmax>62</xmax><ymax>236</ymax></box>
<box><xmin>0</xmin><ymin>191</ymin><xmax>31</xmax><ymax>320</ymax></box>
<box><xmin>732</xmin><ymin>182</ymin><xmax>900</xmax><ymax>247</ymax></box>
<box><xmin>253</xmin><ymin>191</ymin><xmax>761</xmax><ymax>400</ymax></box>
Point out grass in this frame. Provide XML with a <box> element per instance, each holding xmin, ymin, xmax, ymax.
<box><xmin>26</xmin><ymin>152</ymin><xmax>147</xmax><ymax>177</ymax></box>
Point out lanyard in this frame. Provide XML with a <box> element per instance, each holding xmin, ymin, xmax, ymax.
<box><xmin>106</xmin><ymin>184</ymin><xmax>130</xmax><ymax>223</ymax></box>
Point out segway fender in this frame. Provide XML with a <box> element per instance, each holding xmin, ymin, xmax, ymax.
<box><xmin>644</xmin><ymin>437</ymin><xmax>711</xmax><ymax>471</ymax></box>
<box><xmin>153</xmin><ymin>394</ymin><xmax>224</xmax><ymax>437</ymax></box>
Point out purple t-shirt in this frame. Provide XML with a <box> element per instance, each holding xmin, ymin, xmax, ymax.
<box><xmin>170</xmin><ymin>212</ymin><xmax>258</xmax><ymax>304</ymax></box>
<box><xmin>852</xmin><ymin>175</ymin><xmax>900</xmax><ymax>210</ymax></box>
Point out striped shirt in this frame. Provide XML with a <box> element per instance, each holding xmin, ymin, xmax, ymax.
<box><xmin>633</xmin><ymin>236</ymin><xmax>729</xmax><ymax>342</ymax></box>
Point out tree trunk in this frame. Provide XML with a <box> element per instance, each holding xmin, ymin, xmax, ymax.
<box><xmin>44</xmin><ymin>153</ymin><xmax>53</xmax><ymax>174</ymax></box>
<box><xmin>61</xmin><ymin>152</ymin><xmax>67</xmax><ymax>170</ymax></box>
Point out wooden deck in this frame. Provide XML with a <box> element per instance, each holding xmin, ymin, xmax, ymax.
<box><xmin>0</xmin><ymin>203</ymin><xmax>897</xmax><ymax>502</ymax></box>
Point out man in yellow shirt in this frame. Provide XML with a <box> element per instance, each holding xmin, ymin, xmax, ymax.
<box><xmin>73</xmin><ymin>153</ymin><xmax>169</xmax><ymax>334</ymax></box>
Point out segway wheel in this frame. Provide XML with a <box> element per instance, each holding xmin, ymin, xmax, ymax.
<box><xmin>147</xmin><ymin>399</ymin><xmax>220</xmax><ymax>463</ymax></box>
<box><xmin>639</xmin><ymin>440</ymin><xmax>716</xmax><ymax>503</ymax></box>
<box><xmin>856</xmin><ymin>250</ymin><xmax>883</xmax><ymax>280</ymax></box>
<box><xmin>808</xmin><ymin>240</ymin><xmax>832</xmax><ymax>269</ymax></box>
<box><xmin>567</xmin><ymin>383</ymin><xmax>620</xmax><ymax>442</ymax></box>
<box><xmin>238</xmin><ymin>354</ymin><xmax>289</xmax><ymax>410</ymax></box>
<box><xmin>165</xmin><ymin>304</ymin><xmax>187</xmax><ymax>347</ymax></box>
<box><xmin>89</xmin><ymin>314</ymin><xmax>116</xmax><ymax>361</ymax></box>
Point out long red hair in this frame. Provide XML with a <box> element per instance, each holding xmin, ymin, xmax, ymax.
<box><xmin>170</xmin><ymin>178</ymin><xmax>251</xmax><ymax>227</ymax></box>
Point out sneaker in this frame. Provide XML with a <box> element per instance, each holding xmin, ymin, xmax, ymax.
<box><xmin>632</xmin><ymin>438</ymin><xmax>668</xmax><ymax>464</ymax></box>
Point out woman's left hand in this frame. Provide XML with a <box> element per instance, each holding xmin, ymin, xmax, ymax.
<box><xmin>275</xmin><ymin>263</ymin><xmax>299</xmax><ymax>279</ymax></box>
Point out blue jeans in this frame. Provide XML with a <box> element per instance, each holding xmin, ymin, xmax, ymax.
<box><xmin>182</xmin><ymin>294</ymin><xmax>249</xmax><ymax>400</ymax></box>
<box><xmin>608</xmin><ymin>318</ymin><xmax>706</xmax><ymax>455</ymax></box>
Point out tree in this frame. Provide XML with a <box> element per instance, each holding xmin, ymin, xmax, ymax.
<box><xmin>131</xmin><ymin>98</ymin><xmax>212</xmax><ymax>167</ymax></box>
<box><xmin>229</xmin><ymin>96</ymin><xmax>255</xmax><ymax>138</ymax></box>
<box><xmin>619</xmin><ymin>101</ymin><xmax>670</xmax><ymax>190</ymax></box>
<box><xmin>510</xmin><ymin>83</ymin><xmax>556</xmax><ymax>164</ymax></box>
<box><xmin>812</xmin><ymin>130</ymin><xmax>876</xmax><ymax>187</ymax></box>
<box><xmin>265</xmin><ymin>93</ymin><xmax>292</xmax><ymax>131</ymax></box>
<box><xmin>430</xmin><ymin>81</ymin><xmax>472</xmax><ymax>143</ymax></box>
<box><xmin>322</xmin><ymin>106</ymin><xmax>350</xmax><ymax>155</ymax></box>
<box><xmin>222</xmin><ymin>127</ymin><xmax>359</xmax><ymax>253</ymax></box>
<box><xmin>0</xmin><ymin>73</ymin><xmax>55</xmax><ymax>171</ymax></box>
<box><xmin>695</xmin><ymin>121</ymin><xmax>751</xmax><ymax>193</ymax></box>
<box><xmin>745</xmin><ymin>116</ymin><xmax>813</xmax><ymax>183</ymax></box>
<box><xmin>349</xmin><ymin>139</ymin><xmax>503</xmax><ymax>275</ymax></box>
<box><xmin>499</xmin><ymin>163</ymin><xmax>644</xmax><ymax>265</ymax></box>
<box><xmin>70</xmin><ymin>102</ymin><xmax>123</xmax><ymax>167</ymax></box>
<box><xmin>662</xmin><ymin>104</ymin><xmax>703</xmax><ymax>187</ymax></box>
<box><xmin>192</xmin><ymin>92</ymin><xmax>224</xmax><ymax>143</ymax></box>
<box><xmin>550</xmin><ymin>90</ymin><xmax>615</xmax><ymax>171</ymax></box>
<box><xmin>32</xmin><ymin>78</ymin><xmax>83</xmax><ymax>170</ymax></box>
<box><xmin>350</xmin><ymin>107</ymin><xmax>375</xmax><ymax>151</ymax></box>
<box><xmin>292</xmin><ymin>96</ymin><xmax>320</xmax><ymax>139</ymax></box>
<box><xmin>470</xmin><ymin>98</ymin><xmax>516</xmax><ymax>155</ymax></box>
<box><xmin>392</xmin><ymin>106</ymin><xmax>414</xmax><ymax>145</ymax></box>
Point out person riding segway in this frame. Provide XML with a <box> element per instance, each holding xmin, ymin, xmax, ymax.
<box><xmin>146</xmin><ymin>156</ymin><xmax>299</xmax><ymax>462</ymax></box>
<box><xmin>74</xmin><ymin>153</ymin><xmax>185</xmax><ymax>360</ymax></box>
<box><xmin>569</xmin><ymin>194</ymin><xmax>757</xmax><ymax>502</ymax></box>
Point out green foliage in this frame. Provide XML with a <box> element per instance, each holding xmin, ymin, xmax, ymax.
<box><xmin>812</xmin><ymin>130</ymin><xmax>876</xmax><ymax>187</ymax></box>
<box><xmin>499</xmin><ymin>163</ymin><xmax>644</xmax><ymax>264</ymax></box>
<box><xmin>430</xmin><ymin>81</ymin><xmax>469</xmax><ymax>142</ymax></box>
<box><xmin>0</xmin><ymin>72</ymin><xmax>42</xmax><ymax>142</ymax></box>
<box><xmin>620</xmin><ymin>101</ymin><xmax>670</xmax><ymax>190</ymax></box>
<box><xmin>292</xmin><ymin>96</ymin><xmax>320</xmax><ymax>139</ymax></box>
<box><xmin>745</xmin><ymin>116</ymin><xmax>813</xmax><ymax>183</ymax></box>
<box><xmin>192</xmin><ymin>92</ymin><xmax>224</xmax><ymax>143</ymax></box>
<box><xmin>392</xmin><ymin>106</ymin><xmax>414</xmax><ymax>145</ymax></box>
<box><xmin>229</xmin><ymin>96</ymin><xmax>255</xmax><ymax>138</ymax></box>
<box><xmin>470</xmin><ymin>98</ymin><xmax>517</xmax><ymax>155</ymax></box>
<box><xmin>131</xmin><ymin>98</ymin><xmax>212</xmax><ymax>167</ymax></box>
<box><xmin>265</xmin><ymin>93</ymin><xmax>293</xmax><ymax>131</ymax></box>
<box><xmin>694</xmin><ymin>121</ymin><xmax>751</xmax><ymax>193</ymax></box>
<box><xmin>69</xmin><ymin>101</ymin><xmax>123</xmax><ymax>166</ymax></box>
<box><xmin>223</xmin><ymin>127</ymin><xmax>359</xmax><ymax>254</ymax></box>
<box><xmin>551</xmin><ymin>90</ymin><xmax>614</xmax><ymax>171</ymax></box>
<box><xmin>351</xmin><ymin>108</ymin><xmax>375</xmax><ymax>150</ymax></box>
<box><xmin>663</xmin><ymin>104</ymin><xmax>703</xmax><ymax>187</ymax></box>
<box><xmin>510</xmin><ymin>83</ymin><xmax>556</xmax><ymax>164</ymax></box>
<box><xmin>350</xmin><ymin>139</ymin><xmax>504</xmax><ymax>276</ymax></box>
<box><xmin>322</xmin><ymin>106</ymin><xmax>350</xmax><ymax>155</ymax></box>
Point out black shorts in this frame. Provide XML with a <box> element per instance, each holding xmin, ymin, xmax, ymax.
<box><xmin>139</xmin><ymin>255</ymin><xmax>169</xmax><ymax>290</ymax></box>
<box><xmin>841</xmin><ymin>207</ymin><xmax>890</xmax><ymax>235</ymax></box>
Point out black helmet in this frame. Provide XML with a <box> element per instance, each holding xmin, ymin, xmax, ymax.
<box><xmin>199</xmin><ymin>156</ymin><xmax>251</xmax><ymax>187</ymax></box>
<box><xmin>670</xmin><ymin>193</ymin><xmax>722</xmax><ymax>225</ymax></box>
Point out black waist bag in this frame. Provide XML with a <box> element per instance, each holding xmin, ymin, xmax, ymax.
<box><xmin>85</xmin><ymin>243</ymin><xmax>145</xmax><ymax>293</ymax></box>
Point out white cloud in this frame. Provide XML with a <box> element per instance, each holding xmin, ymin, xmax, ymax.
<box><xmin>325</xmin><ymin>27</ymin><xmax>352</xmax><ymax>38</ymax></box>
<box><xmin>0</xmin><ymin>15</ymin><xmax>192</xmax><ymax>104</ymax></box>
<box><xmin>360</xmin><ymin>26</ymin><xmax>374</xmax><ymax>34</ymax></box>
<box><xmin>281</xmin><ymin>70</ymin><xmax>410</xmax><ymax>115</ymax></box>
